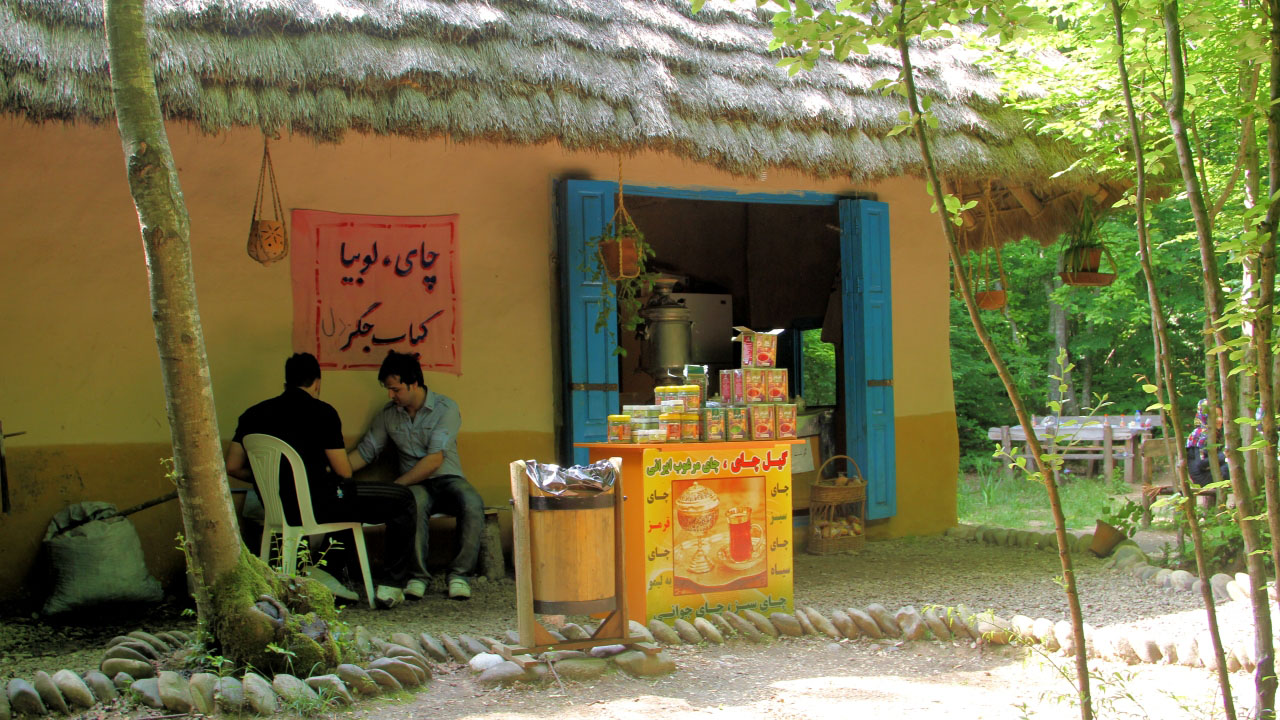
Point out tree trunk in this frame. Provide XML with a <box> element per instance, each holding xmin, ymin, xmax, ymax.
<box><xmin>1261</xmin><ymin>0</ymin><xmax>1280</xmax><ymax>677</ymax></box>
<box><xmin>1163</xmin><ymin>2</ymin><xmax>1276</xmax><ymax>714</ymax></box>
<box><xmin>1239</xmin><ymin>62</ymin><xmax>1262</xmax><ymax>489</ymax></box>
<box><xmin>892</xmin><ymin>3</ymin><xmax>1092</xmax><ymax>717</ymax></box>
<box><xmin>1108</xmin><ymin>2</ymin><xmax>1235</xmax><ymax>715</ymax></box>
<box><xmin>104</xmin><ymin>0</ymin><xmax>240</xmax><ymax>622</ymax></box>
<box><xmin>104</xmin><ymin>0</ymin><xmax>348</xmax><ymax>673</ymax></box>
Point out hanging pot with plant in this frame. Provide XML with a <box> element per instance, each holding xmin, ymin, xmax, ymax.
<box><xmin>961</xmin><ymin>182</ymin><xmax>1009</xmax><ymax>310</ymax></box>
<box><xmin>597</xmin><ymin>219</ymin><xmax>644</xmax><ymax>282</ymax></box>
<box><xmin>585</xmin><ymin>162</ymin><xmax>658</xmax><ymax>352</ymax></box>
<box><xmin>1059</xmin><ymin>197</ymin><xmax>1116</xmax><ymax>287</ymax></box>
<box><xmin>971</xmin><ymin>245</ymin><xmax>1009</xmax><ymax>310</ymax></box>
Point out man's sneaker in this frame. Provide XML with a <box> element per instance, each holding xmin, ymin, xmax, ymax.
<box><xmin>404</xmin><ymin>578</ymin><xmax>428</xmax><ymax>600</ymax></box>
<box><xmin>448</xmin><ymin>577</ymin><xmax>471</xmax><ymax>600</ymax></box>
<box><xmin>375</xmin><ymin>585</ymin><xmax>405</xmax><ymax>609</ymax></box>
<box><xmin>306</xmin><ymin>567</ymin><xmax>359</xmax><ymax>602</ymax></box>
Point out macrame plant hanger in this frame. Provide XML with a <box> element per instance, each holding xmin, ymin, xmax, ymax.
<box><xmin>246</xmin><ymin>135</ymin><xmax>288</xmax><ymax>266</ymax></box>
<box><xmin>596</xmin><ymin>158</ymin><xmax>641</xmax><ymax>280</ymax></box>
<box><xmin>970</xmin><ymin>180</ymin><xmax>1009</xmax><ymax>310</ymax></box>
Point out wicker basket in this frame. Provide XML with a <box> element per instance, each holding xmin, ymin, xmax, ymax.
<box><xmin>808</xmin><ymin>454</ymin><xmax>867</xmax><ymax>555</ymax></box>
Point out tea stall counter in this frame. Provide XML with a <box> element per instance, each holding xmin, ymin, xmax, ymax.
<box><xmin>578</xmin><ymin>441</ymin><xmax>801</xmax><ymax>625</ymax></box>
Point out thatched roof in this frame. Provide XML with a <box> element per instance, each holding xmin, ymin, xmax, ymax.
<box><xmin>0</xmin><ymin>0</ymin><xmax>1113</xmax><ymax>247</ymax></box>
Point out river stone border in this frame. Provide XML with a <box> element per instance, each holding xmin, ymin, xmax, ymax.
<box><xmin>0</xmin><ymin>621</ymin><xmax>680</xmax><ymax>719</ymax></box>
<box><xmin>946</xmin><ymin>522</ymin><xmax>1278</xmax><ymax>606</ymax></box>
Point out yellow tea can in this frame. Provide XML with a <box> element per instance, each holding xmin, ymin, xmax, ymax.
<box><xmin>659</xmin><ymin>413</ymin><xmax>683</xmax><ymax>443</ymax></box>
<box><xmin>679</xmin><ymin>385</ymin><xmax>702</xmax><ymax>412</ymax></box>
<box><xmin>681</xmin><ymin>413</ymin><xmax>701</xmax><ymax>442</ymax></box>
<box><xmin>607</xmin><ymin>414</ymin><xmax>632</xmax><ymax>443</ymax></box>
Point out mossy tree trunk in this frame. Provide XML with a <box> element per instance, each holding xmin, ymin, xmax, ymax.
<box><xmin>103</xmin><ymin>0</ymin><xmax>241</xmax><ymax>622</ymax></box>
<box><xmin>103</xmin><ymin>0</ymin><xmax>347</xmax><ymax>673</ymax></box>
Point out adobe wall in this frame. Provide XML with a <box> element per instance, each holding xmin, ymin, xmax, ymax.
<box><xmin>0</xmin><ymin>120</ymin><xmax>957</xmax><ymax>600</ymax></box>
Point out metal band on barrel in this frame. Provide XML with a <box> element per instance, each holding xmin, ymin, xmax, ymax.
<box><xmin>528</xmin><ymin>494</ymin><xmax>615</xmax><ymax>510</ymax></box>
<box><xmin>533</xmin><ymin>597</ymin><xmax>617</xmax><ymax>615</ymax></box>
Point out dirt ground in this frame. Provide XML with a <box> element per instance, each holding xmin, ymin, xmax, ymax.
<box><xmin>0</xmin><ymin>532</ymin><xmax>1257</xmax><ymax>720</ymax></box>
<box><xmin>348</xmin><ymin>635</ymin><xmax>1243</xmax><ymax>720</ymax></box>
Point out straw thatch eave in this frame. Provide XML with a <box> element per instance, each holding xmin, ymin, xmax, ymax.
<box><xmin>0</xmin><ymin>0</ymin><xmax>1118</xmax><ymax>248</ymax></box>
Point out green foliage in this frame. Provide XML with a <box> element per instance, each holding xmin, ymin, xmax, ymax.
<box><xmin>800</xmin><ymin>329</ymin><xmax>837</xmax><ymax>406</ymax></box>
<box><xmin>1099</xmin><ymin>497</ymin><xmax>1143</xmax><ymax>538</ymax></box>
<box><xmin>952</xmin><ymin>221</ymin><xmax>1209</xmax><ymax>459</ymax></box>
<box><xmin>1168</xmin><ymin>499</ymin><xmax>1256</xmax><ymax>574</ymax></box>
<box><xmin>1191</xmin><ymin>504</ymin><xmax>1246</xmax><ymax>573</ymax></box>
<box><xmin>582</xmin><ymin>219</ymin><xmax>658</xmax><ymax>356</ymax></box>
<box><xmin>276</xmin><ymin>684</ymin><xmax>335</xmax><ymax>717</ymax></box>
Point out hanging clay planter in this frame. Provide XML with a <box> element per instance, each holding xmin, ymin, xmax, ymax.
<box><xmin>962</xmin><ymin>182</ymin><xmax>1011</xmax><ymax>311</ymax></box>
<box><xmin>1060</xmin><ymin>246</ymin><xmax>1116</xmax><ymax>287</ymax></box>
<box><xmin>597</xmin><ymin>231</ymin><xmax>642</xmax><ymax>282</ymax></box>
<box><xmin>1060</xmin><ymin>198</ymin><xmax>1115</xmax><ymax>287</ymax></box>
<box><xmin>975</xmin><ymin>290</ymin><xmax>1007</xmax><ymax>311</ymax></box>
<box><xmin>247</xmin><ymin>137</ymin><xmax>288</xmax><ymax>266</ymax></box>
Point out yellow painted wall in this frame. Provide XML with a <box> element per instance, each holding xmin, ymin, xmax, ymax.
<box><xmin>0</xmin><ymin>119</ymin><xmax>957</xmax><ymax>601</ymax></box>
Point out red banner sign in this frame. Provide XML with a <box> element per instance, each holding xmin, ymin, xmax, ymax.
<box><xmin>291</xmin><ymin>209</ymin><xmax>460</xmax><ymax>373</ymax></box>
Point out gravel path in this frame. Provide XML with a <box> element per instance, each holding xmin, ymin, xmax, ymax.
<box><xmin>339</xmin><ymin>532</ymin><xmax>1257</xmax><ymax>662</ymax></box>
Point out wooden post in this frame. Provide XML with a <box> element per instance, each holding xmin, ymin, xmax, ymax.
<box><xmin>1103</xmin><ymin>424</ymin><xmax>1115</xmax><ymax>480</ymax></box>
<box><xmin>509</xmin><ymin>460</ymin><xmax>537</xmax><ymax>648</ymax></box>
<box><xmin>1122</xmin><ymin>432</ymin><xmax>1136</xmax><ymax>485</ymax></box>
<box><xmin>1140</xmin><ymin>438</ymin><xmax>1154</xmax><ymax>528</ymax></box>
<box><xmin>1000</xmin><ymin>426</ymin><xmax>1013</xmax><ymax>480</ymax></box>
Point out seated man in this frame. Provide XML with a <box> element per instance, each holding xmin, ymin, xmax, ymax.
<box><xmin>1186</xmin><ymin>398</ymin><xmax>1229</xmax><ymax>491</ymax></box>
<box><xmin>349</xmin><ymin>350</ymin><xmax>483</xmax><ymax>600</ymax></box>
<box><xmin>224</xmin><ymin>352</ymin><xmax>425</xmax><ymax>606</ymax></box>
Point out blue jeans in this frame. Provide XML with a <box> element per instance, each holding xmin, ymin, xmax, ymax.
<box><xmin>408</xmin><ymin>475</ymin><xmax>484</xmax><ymax>580</ymax></box>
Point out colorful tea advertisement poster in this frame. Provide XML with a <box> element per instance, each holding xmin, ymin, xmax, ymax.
<box><xmin>642</xmin><ymin>445</ymin><xmax>794</xmax><ymax>623</ymax></box>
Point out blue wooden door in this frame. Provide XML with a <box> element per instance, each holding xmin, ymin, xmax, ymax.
<box><xmin>840</xmin><ymin>199</ymin><xmax>896</xmax><ymax>519</ymax></box>
<box><xmin>558</xmin><ymin>180</ymin><xmax>619</xmax><ymax>465</ymax></box>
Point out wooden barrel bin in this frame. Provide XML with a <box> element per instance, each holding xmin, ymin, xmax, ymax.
<box><xmin>528</xmin><ymin>485</ymin><xmax>617</xmax><ymax>615</ymax></box>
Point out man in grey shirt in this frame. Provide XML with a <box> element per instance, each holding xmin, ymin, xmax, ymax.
<box><xmin>349</xmin><ymin>351</ymin><xmax>484</xmax><ymax>600</ymax></box>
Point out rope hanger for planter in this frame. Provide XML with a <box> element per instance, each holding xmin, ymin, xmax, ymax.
<box><xmin>597</xmin><ymin>157</ymin><xmax>642</xmax><ymax>280</ymax></box>
<box><xmin>246</xmin><ymin>135</ymin><xmax>288</xmax><ymax>266</ymax></box>
<box><xmin>964</xmin><ymin>181</ymin><xmax>1010</xmax><ymax>309</ymax></box>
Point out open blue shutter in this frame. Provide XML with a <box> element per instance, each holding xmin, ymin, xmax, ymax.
<box><xmin>558</xmin><ymin>180</ymin><xmax>619</xmax><ymax>465</ymax></box>
<box><xmin>840</xmin><ymin>199</ymin><xmax>896</xmax><ymax>519</ymax></box>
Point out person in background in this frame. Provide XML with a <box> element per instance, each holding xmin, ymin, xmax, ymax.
<box><xmin>348</xmin><ymin>350</ymin><xmax>483</xmax><ymax>600</ymax></box>
<box><xmin>224</xmin><ymin>352</ymin><xmax>421</xmax><ymax>608</ymax></box>
<box><xmin>1186</xmin><ymin>398</ymin><xmax>1228</xmax><ymax>489</ymax></box>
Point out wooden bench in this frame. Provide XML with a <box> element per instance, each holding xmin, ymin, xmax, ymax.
<box><xmin>988</xmin><ymin>415</ymin><xmax>1158</xmax><ymax>482</ymax></box>
<box><xmin>429</xmin><ymin>507</ymin><xmax>507</xmax><ymax>580</ymax></box>
<box><xmin>1139</xmin><ymin>437</ymin><xmax>1223</xmax><ymax>528</ymax></box>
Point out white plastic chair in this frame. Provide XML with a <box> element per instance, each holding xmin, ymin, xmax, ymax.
<box><xmin>242</xmin><ymin>433</ymin><xmax>376</xmax><ymax>608</ymax></box>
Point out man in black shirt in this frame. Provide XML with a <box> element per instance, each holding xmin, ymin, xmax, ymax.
<box><xmin>224</xmin><ymin>353</ymin><xmax>424</xmax><ymax>606</ymax></box>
